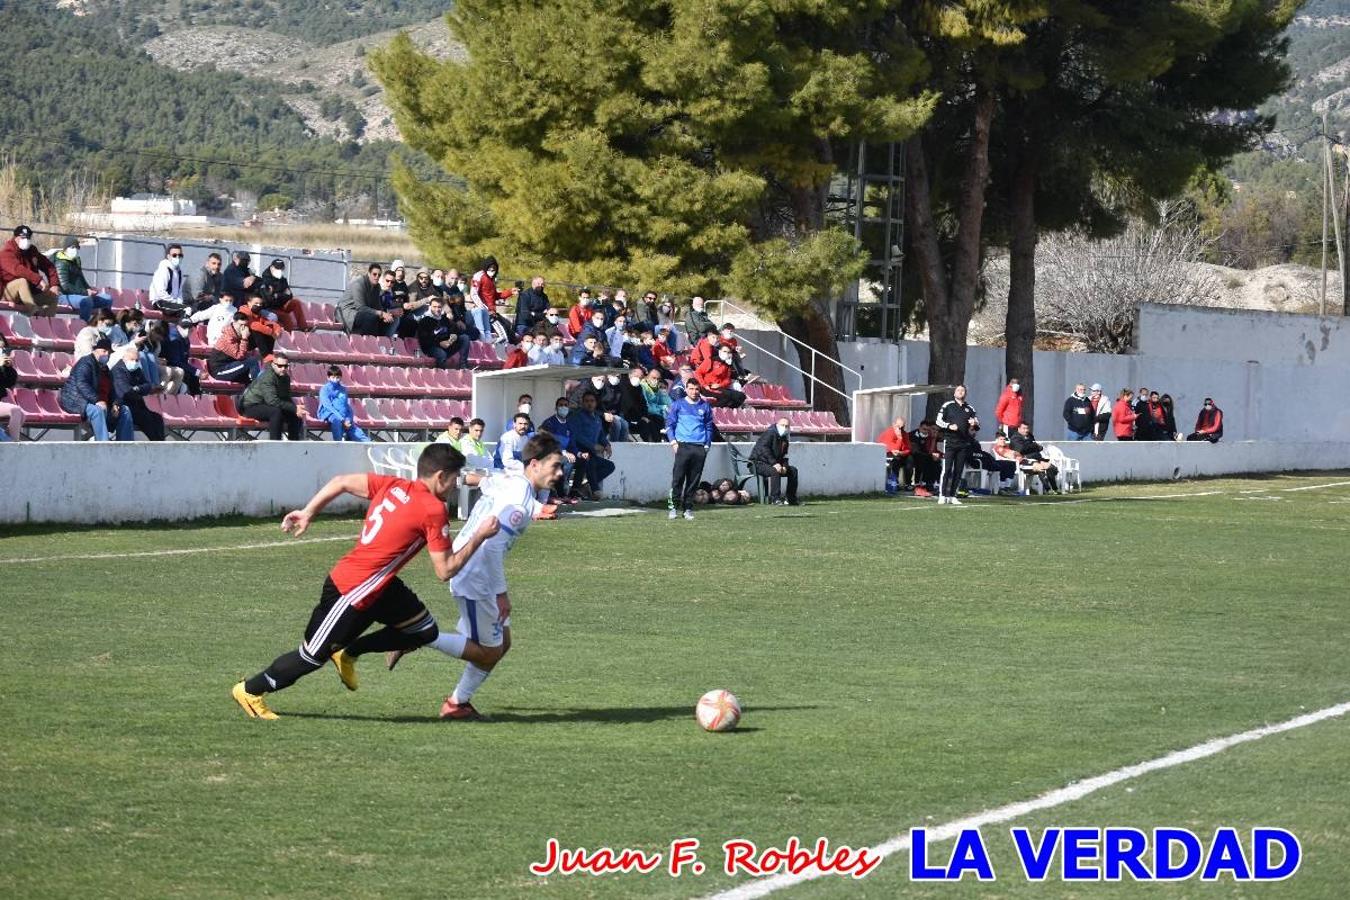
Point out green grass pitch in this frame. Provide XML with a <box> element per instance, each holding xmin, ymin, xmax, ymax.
<box><xmin>1</xmin><ymin>473</ymin><xmax>1348</xmax><ymax>899</ymax></box>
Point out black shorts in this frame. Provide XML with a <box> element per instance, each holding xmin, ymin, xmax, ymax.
<box><xmin>298</xmin><ymin>575</ymin><xmax>427</xmax><ymax>665</ymax></box>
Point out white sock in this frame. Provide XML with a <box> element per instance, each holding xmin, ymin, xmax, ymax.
<box><xmin>431</xmin><ymin>631</ymin><xmax>467</xmax><ymax>658</ymax></box>
<box><xmin>452</xmin><ymin>663</ymin><xmax>490</xmax><ymax>704</ymax></box>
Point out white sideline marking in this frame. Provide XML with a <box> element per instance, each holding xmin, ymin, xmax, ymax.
<box><xmin>0</xmin><ymin>534</ymin><xmax>355</xmax><ymax>565</ymax></box>
<box><xmin>1281</xmin><ymin>479</ymin><xmax>1350</xmax><ymax>493</ymax></box>
<box><xmin>706</xmin><ymin>700</ymin><xmax>1350</xmax><ymax>900</ymax></box>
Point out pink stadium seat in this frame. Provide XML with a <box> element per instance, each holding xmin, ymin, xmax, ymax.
<box><xmin>0</xmin><ymin>313</ymin><xmax>33</xmax><ymax>349</ymax></box>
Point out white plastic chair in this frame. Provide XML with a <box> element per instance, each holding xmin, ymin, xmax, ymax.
<box><xmin>1046</xmin><ymin>446</ymin><xmax>1082</xmax><ymax>492</ymax></box>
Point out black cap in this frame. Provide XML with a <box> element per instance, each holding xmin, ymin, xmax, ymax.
<box><xmin>13</xmin><ymin>225</ymin><xmax>32</xmax><ymax>238</ymax></box>
<box><xmin>270</xmin><ymin>258</ymin><xmax>285</xmax><ymax>269</ymax></box>
<box><xmin>93</xmin><ymin>338</ymin><xmax>113</xmax><ymax>351</ymax></box>
<box><xmin>1204</xmin><ymin>397</ymin><xmax>1214</xmax><ymax>403</ymax></box>
<box><xmin>63</xmin><ymin>235</ymin><xmax>80</xmax><ymax>249</ymax></box>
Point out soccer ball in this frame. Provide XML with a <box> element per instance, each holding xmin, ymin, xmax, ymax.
<box><xmin>696</xmin><ymin>689</ymin><xmax>742</xmax><ymax>732</ymax></box>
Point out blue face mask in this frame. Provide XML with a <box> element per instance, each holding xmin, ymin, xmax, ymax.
<box><xmin>555</xmin><ymin>407</ymin><xmax>569</xmax><ymax>419</ymax></box>
<box><xmin>124</xmin><ymin>359</ymin><xmax>140</xmax><ymax>372</ymax></box>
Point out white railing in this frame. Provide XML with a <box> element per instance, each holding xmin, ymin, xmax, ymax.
<box><xmin>709</xmin><ymin>297</ymin><xmax>864</xmax><ymax>410</ymax></box>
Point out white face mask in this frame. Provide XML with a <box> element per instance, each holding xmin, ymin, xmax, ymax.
<box><xmin>546</xmin><ymin>314</ymin><xmax>559</xmax><ymax>324</ymax></box>
<box><xmin>550</xmin><ymin>341</ymin><xmax>563</xmax><ymax>351</ymax></box>
<box><xmin>1011</xmin><ymin>383</ymin><xmax>1020</xmax><ymax>393</ymax></box>
<box><xmin>432</xmin><ymin>276</ymin><xmax>444</xmax><ymax>287</ymax></box>
<box><xmin>270</xmin><ymin>267</ymin><xmax>284</xmax><ymax>277</ymax></box>
<box><xmin>518</xmin><ymin>403</ymin><xmax>531</xmax><ymax>415</ymax></box>
<box><xmin>97</xmin><ymin>324</ymin><xmax>112</xmax><ymax>335</ymax></box>
<box><xmin>629</xmin><ymin>376</ymin><xmax>641</xmax><ymax>385</ymax></box>
<box><xmin>776</xmin><ymin>425</ymin><xmax>788</xmax><ymax>436</ymax></box>
<box><xmin>66</xmin><ymin>246</ymin><xmax>79</xmax><ymax>259</ymax></box>
<box><xmin>692</xmin><ymin>301</ymin><xmax>704</xmax><ymax>311</ymax></box>
<box><xmin>555</xmin><ymin>407</ymin><xmax>569</xmax><ymax>419</ymax></box>
<box><xmin>606</xmin><ymin>375</ymin><xmax>620</xmax><ymax>386</ymax></box>
<box><xmin>124</xmin><ymin>359</ymin><xmax>140</xmax><ymax>372</ymax></box>
<box><xmin>167</xmin><ymin>256</ymin><xmax>181</xmax><ymax>269</ymax></box>
<box><xmin>719</xmin><ymin>353</ymin><xmax>733</xmax><ymax>363</ymax></box>
<box><xmin>16</xmin><ymin>237</ymin><xmax>31</xmax><ymax>251</ymax></box>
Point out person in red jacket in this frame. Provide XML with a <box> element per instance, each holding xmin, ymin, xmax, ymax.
<box><xmin>239</xmin><ymin>294</ymin><xmax>285</xmax><ymax>358</ymax></box>
<box><xmin>566</xmin><ymin>288</ymin><xmax>594</xmax><ymax>336</ymax></box>
<box><xmin>993</xmin><ymin>377</ymin><xmax>1023</xmax><ymax>436</ymax></box>
<box><xmin>695</xmin><ymin>345</ymin><xmax>746</xmax><ymax>408</ymax></box>
<box><xmin>876</xmin><ymin>415</ymin><xmax>914</xmax><ymax>492</ymax></box>
<box><xmin>1</xmin><ymin>225</ymin><xmax>61</xmax><ymax>316</ymax></box>
<box><xmin>1187</xmin><ymin>397</ymin><xmax>1224</xmax><ymax>443</ymax></box>
<box><xmin>688</xmin><ymin>326</ymin><xmax>721</xmax><ymax>371</ymax></box>
<box><xmin>1112</xmin><ymin>389</ymin><xmax>1138</xmax><ymax>440</ymax></box>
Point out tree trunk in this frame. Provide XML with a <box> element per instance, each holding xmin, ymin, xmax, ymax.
<box><xmin>1005</xmin><ymin>152</ymin><xmax>1038</xmax><ymax>424</ymax></box>
<box><xmin>908</xmin><ymin>89</ymin><xmax>996</xmax><ymax>417</ymax></box>
<box><xmin>777</xmin><ymin>304</ymin><xmax>851</xmax><ymax>426</ymax></box>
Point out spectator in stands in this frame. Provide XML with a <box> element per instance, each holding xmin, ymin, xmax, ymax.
<box><xmin>685</xmin><ymin>295</ymin><xmax>715</xmax><ymax>344</ymax></box>
<box><xmin>372</xmin><ymin>270</ymin><xmax>406</xmax><ymax>338</ymax></box>
<box><xmin>1188</xmin><ymin>397</ymin><xmax>1224</xmax><ymax>442</ymax></box>
<box><xmin>59</xmin><ymin>338</ymin><xmax>132</xmax><ymax>441</ymax></box>
<box><xmin>994</xmin><ymin>377</ymin><xmax>1023</xmax><ymax>436</ymax></box>
<box><xmin>317</xmin><ymin>365</ymin><xmax>369</xmax><ymax>442</ymax></box>
<box><xmin>666</xmin><ymin>378</ymin><xmax>714</xmax><ymax>519</ymax></box>
<box><xmin>208</xmin><ymin>312</ymin><xmax>261</xmax><ymax>386</ymax></box>
<box><xmin>494</xmin><ymin>413</ymin><xmax>533</xmax><ymax>468</ymax></box>
<box><xmin>387</xmin><ymin>259</ymin><xmax>411</xmax><ymax>307</ymax></box>
<box><xmin>52</xmin><ymin>237</ymin><xmax>113</xmax><ymax>322</ymax></box>
<box><xmin>568</xmin><ymin>391</ymin><xmax>615</xmax><ymax>499</ymax></box>
<box><xmin>259</xmin><ymin>259</ymin><xmax>309</xmax><ymax>332</ymax></box>
<box><xmin>1131</xmin><ymin>386</ymin><xmax>1153</xmax><ymax>439</ymax></box>
<box><xmin>641</xmin><ymin>368</ymin><xmax>672</xmax><ymax>434</ymax></box>
<box><xmin>751</xmin><ymin>415</ymin><xmax>799</xmax><ymax>505</ymax></box>
<box><xmin>222</xmin><ymin>251</ymin><xmax>258</xmax><ymax>307</ymax></box>
<box><xmin>604</xmin><ymin>313</ymin><xmax>630</xmax><ymax>361</ymax></box>
<box><xmin>569</xmin><ymin>334</ymin><xmax>602</xmax><ymax>366</ymax></box>
<box><xmin>523</xmin><ymin>331</ymin><xmax>549</xmax><ymax>366</ymax></box>
<box><xmin>910</xmin><ymin>420</ymin><xmax>941</xmax><ymax>496</ymax></box>
<box><xmin>1084</xmin><ymin>384</ymin><xmax>1109</xmax><ymax>441</ymax></box>
<box><xmin>163</xmin><ymin>315</ymin><xmax>201</xmax><ymax>396</ymax></box>
<box><xmin>603</xmin><ymin>290</ymin><xmax>629</xmax><ymax>328</ymax></box>
<box><xmin>108</xmin><ymin>309</ymin><xmax>162</xmax><ymax>389</ymax></box>
<box><xmin>239</xmin><ymin>353</ymin><xmax>303</xmax><ymax>441</ymax></box>
<box><xmin>718</xmin><ymin>323</ymin><xmax>752</xmax><ymax>380</ymax></box>
<box><xmin>0</xmin><ymin>336</ymin><xmax>22</xmax><ymax>441</ymax></box>
<box><xmin>669</xmin><ymin>364</ymin><xmax>697</xmax><ymax>400</ymax></box>
<box><xmin>469</xmin><ymin>256</ymin><xmax>516</xmax><ymax>342</ymax></box>
<box><xmin>1062</xmin><ymin>383</ymin><xmax>1093</xmax><ymax>441</ymax></box>
<box><xmin>567</xmin><ymin>288</ymin><xmax>595</xmax><ymax>335</ymax></box>
<box><xmin>187</xmin><ymin>252</ymin><xmax>224</xmax><ymax>312</ymax></box>
<box><xmin>635</xmin><ymin>290</ymin><xmax>659</xmax><ymax>327</ymax></box>
<box><xmin>937</xmin><ymin>385</ymin><xmax>980</xmax><ymax>505</ymax></box>
<box><xmin>1112</xmin><ymin>389</ymin><xmax>1138</xmax><ymax>441</ymax></box>
<box><xmin>142</xmin><ymin>323</ymin><xmax>185</xmax><ymax>396</ymax></box>
<box><xmin>1</xmin><ymin>225</ymin><xmax>60</xmax><ymax>316</ymax></box>
<box><xmin>1159</xmin><ymin>393</ymin><xmax>1179</xmax><ymax>440</ymax></box>
<box><xmin>578</xmin><ymin>307</ymin><xmax>608</xmax><ymax>348</ymax></box>
<box><xmin>109</xmin><ymin>344</ymin><xmax>166</xmax><ymax>441</ymax></box>
<box><xmin>417</xmin><ymin>297</ymin><xmax>471</xmax><ymax>369</ymax></box>
<box><xmin>877</xmin><ymin>416</ymin><xmax>913</xmax><ymax>493</ymax></box>
<box><xmin>641</xmin><ymin>326</ymin><xmax>676</xmax><ymax>379</ymax></box>
<box><xmin>696</xmin><ymin>344</ymin><xmax>747</xmax><ymax>408</ymax></box>
<box><xmin>538</xmin><ymin>398</ymin><xmax>580</xmax><ymax>502</ymax></box>
<box><xmin>503</xmin><ymin>341</ymin><xmax>531</xmax><ymax>369</ymax></box>
<box><xmin>239</xmin><ymin>294</ymin><xmax>284</xmax><ymax>358</ymax></box>
<box><xmin>1008</xmin><ymin>422</ymin><xmax>1060</xmax><ymax>493</ymax></box>
<box><xmin>689</xmin><ymin>325</ymin><xmax>720</xmax><ymax>371</ymax></box>
<box><xmin>539</xmin><ymin>331</ymin><xmax>568</xmax><ymax>365</ymax></box>
<box><xmin>619</xmin><ymin>367</ymin><xmax>662</xmax><ymax>441</ymax></box>
<box><xmin>514</xmin><ymin>276</ymin><xmax>549</xmax><ymax>336</ymax></box>
<box><xmin>202</xmin><ymin>291</ymin><xmax>238</xmax><ymax>343</ymax></box>
<box><xmin>655</xmin><ymin>299</ymin><xmax>680</xmax><ymax>349</ymax></box>
<box><xmin>74</xmin><ymin>309</ymin><xmax>116</xmax><ymax>360</ymax></box>
<box><xmin>148</xmin><ymin>244</ymin><xmax>188</xmax><ymax>314</ymax></box>
<box><xmin>338</xmin><ymin>263</ymin><xmax>393</xmax><ymax>336</ymax></box>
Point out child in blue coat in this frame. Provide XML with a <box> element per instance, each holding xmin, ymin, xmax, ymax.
<box><xmin>316</xmin><ymin>365</ymin><xmax>370</xmax><ymax>442</ymax></box>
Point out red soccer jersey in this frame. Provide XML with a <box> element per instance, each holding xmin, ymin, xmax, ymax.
<box><xmin>328</xmin><ymin>474</ymin><xmax>453</xmax><ymax>607</ymax></box>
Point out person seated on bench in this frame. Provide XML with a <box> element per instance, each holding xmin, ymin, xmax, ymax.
<box><xmin>877</xmin><ymin>415</ymin><xmax>913</xmax><ymax>493</ymax></box>
<box><xmin>1186</xmin><ymin>397</ymin><xmax>1223</xmax><ymax>443</ymax></box>
<box><xmin>238</xmin><ymin>352</ymin><xmax>303</xmax><ymax>441</ymax></box>
<box><xmin>1008</xmin><ymin>421</ymin><xmax>1060</xmax><ymax>493</ymax></box>
<box><xmin>750</xmin><ymin>415</ymin><xmax>799</xmax><ymax>506</ymax></box>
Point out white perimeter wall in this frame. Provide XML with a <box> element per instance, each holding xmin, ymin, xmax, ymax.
<box><xmin>3</xmin><ymin>440</ymin><xmax>1348</xmax><ymax>525</ymax></box>
<box><xmin>1135</xmin><ymin>304</ymin><xmax>1350</xmax><ymax>367</ymax></box>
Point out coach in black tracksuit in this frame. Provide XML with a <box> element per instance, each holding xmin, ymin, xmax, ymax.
<box><xmin>936</xmin><ymin>385</ymin><xmax>980</xmax><ymax>504</ymax></box>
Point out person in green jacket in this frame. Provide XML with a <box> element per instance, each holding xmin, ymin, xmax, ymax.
<box><xmin>239</xmin><ymin>352</ymin><xmax>304</xmax><ymax>440</ymax></box>
<box><xmin>53</xmin><ymin>237</ymin><xmax>114</xmax><ymax>322</ymax></box>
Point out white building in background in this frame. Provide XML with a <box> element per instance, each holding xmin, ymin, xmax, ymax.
<box><xmin>110</xmin><ymin>194</ymin><xmax>198</xmax><ymax>216</ymax></box>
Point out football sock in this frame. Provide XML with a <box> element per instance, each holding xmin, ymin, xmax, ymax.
<box><xmin>431</xmin><ymin>631</ymin><xmax>468</xmax><ymax>659</ymax></box>
<box><xmin>451</xmin><ymin>663</ymin><xmax>490</xmax><ymax>704</ymax></box>
<box><xmin>244</xmin><ymin>649</ymin><xmax>321</xmax><ymax>695</ymax></box>
<box><xmin>344</xmin><ymin>621</ymin><xmax>438</xmax><ymax>657</ymax></box>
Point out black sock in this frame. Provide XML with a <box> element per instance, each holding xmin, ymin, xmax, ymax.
<box><xmin>244</xmin><ymin>649</ymin><xmax>322</xmax><ymax>695</ymax></box>
<box><xmin>344</xmin><ymin>617</ymin><xmax>438</xmax><ymax>657</ymax></box>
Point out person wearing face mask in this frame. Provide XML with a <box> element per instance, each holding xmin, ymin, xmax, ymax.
<box><xmin>689</xmin><ymin>325</ymin><xmax>721</xmax><ymax>371</ymax></box>
<box><xmin>317</xmin><ymin>365</ymin><xmax>370</xmax><ymax>442</ymax></box>
<box><xmin>514</xmin><ymin>276</ymin><xmax>550</xmax><ymax>336</ymax></box>
<box><xmin>751</xmin><ymin>416</ymin><xmax>800</xmax><ymax>506</ymax></box>
<box><xmin>605</xmin><ymin>315</ymin><xmax>630</xmax><ymax>361</ymax></box>
<box><xmin>1</xmin><ymin>225</ymin><xmax>61</xmax><ymax>316</ymax></box>
<box><xmin>469</xmin><ymin>256</ymin><xmax>516</xmax><ymax>342</ymax></box>
<box><xmin>162</xmin><ymin>314</ymin><xmax>202</xmax><ymax>396</ymax></box>
<box><xmin>223</xmin><ymin>251</ymin><xmax>259</xmax><ymax>304</ymax></box>
<box><xmin>619</xmin><ymin>366</ymin><xmax>661</xmax><ymax>442</ymax></box>
<box><xmin>994</xmin><ymin>377</ymin><xmax>1023</xmax><ymax>437</ymax></box>
<box><xmin>417</xmin><ymin>298</ymin><xmax>471</xmax><ymax>369</ymax></box>
<box><xmin>148</xmin><ymin>244</ymin><xmax>188</xmax><ymax>313</ymax></box>
<box><xmin>59</xmin><ymin>338</ymin><xmax>133</xmax><ymax>441</ymax></box>
<box><xmin>717</xmin><ymin>323</ymin><xmax>753</xmax><ymax>380</ymax></box>
<box><xmin>641</xmin><ymin>368</ymin><xmax>672</xmax><ymax>429</ymax></box>
<box><xmin>1061</xmin><ymin>383</ymin><xmax>1094</xmax><ymax>441</ymax></box>
<box><xmin>540</xmin><ymin>333</ymin><xmax>567</xmax><ymax>365</ymax></box>
<box><xmin>1187</xmin><ymin>397</ymin><xmax>1224</xmax><ymax>443</ymax></box>
<box><xmin>109</xmin><ymin>345</ymin><xmax>166</xmax><ymax>441</ymax></box>
<box><xmin>108</xmin><ymin>310</ymin><xmax>163</xmax><ymax>390</ymax></box>
<box><xmin>538</xmin><ymin>398</ymin><xmax>580</xmax><ymax>503</ymax></box>
<box><xmin>1088</xmin><ymin>383</ymin><xmax>1112</xmax><ymax>441</ymax></box>
<box><xmin>516</xmin><ymin>395</ymin><xmax>534</xmax><ymax>419</ymax></box>
<box><xmin>567</xmin><ymin>289</ymin><xmax>595</xmax><ymax>336</ymax></box>
<box><xmin>695</xmin><ymin>343</ymin><xmax>746</xmax><ymax>409</ymax></box>
<box><xmin>207</xmin><ymin>312</ymin><xmax>261</xmax><ymax>385</ymax></box>
<box><xmin>640</xmin><ymin>325</ymin><xmax>676</xmax><ymax>379</ymax></box>
<box><xmin>74</xmin><ymin>309</ymin><xmax>117</xmax><ymax>360</ymax></box>
<box><xmin>52</xmin><ymin>236</ymin><xmax>114</xmax><ymax>322</ymax></box>
<box><xmin>259</xmin><ymin>259</ymin><xmax>310</xmax><ymax>332</ymax></box>
<box><xmin>684</xmin><ymin>295</ymin><xmax>715</xmax><ymax>344</ymax></box>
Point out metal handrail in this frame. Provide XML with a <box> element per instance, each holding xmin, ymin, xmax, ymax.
<box><xmin>712</xmin><ymin>296</ymin><xmax>865</xmax><ymax>389</ymax></box>
<box><xmin>732</xmin><ymin>331</ymin><xmax>853</xmax><ymax>409</ymax></box>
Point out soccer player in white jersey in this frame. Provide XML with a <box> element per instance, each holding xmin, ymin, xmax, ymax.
<box><xmin>406</xmin><ymin>431</ymin><xmax>564</xmax><ymax>720</ymax></box>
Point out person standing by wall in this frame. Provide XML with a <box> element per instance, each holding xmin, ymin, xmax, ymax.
<box><xmin>665</xmin><ymin>379</ymin><xmax>715</xmax><ymax>520</ymax></box>
<box><xmin>936</xmin><ymin>385</ymin><xmax>980</xmax><ymax>506</ymax></box>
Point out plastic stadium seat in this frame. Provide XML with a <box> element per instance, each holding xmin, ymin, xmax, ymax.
<box><xmin>0</xmin><ymin>313</ymin><xmax>34</xmax><ymax>349</ymax></box>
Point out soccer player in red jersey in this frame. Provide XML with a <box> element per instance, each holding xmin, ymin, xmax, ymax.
<box><xmin>231</xmin><ymin>443</ymin><xmax>498</xmax><ymax>720</ymax></box>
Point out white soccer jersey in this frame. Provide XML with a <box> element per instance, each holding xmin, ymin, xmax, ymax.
<box><xmin>450</xmin><ymin>471</ymin><xmax>535</xmax><ymax>599</ymax></box>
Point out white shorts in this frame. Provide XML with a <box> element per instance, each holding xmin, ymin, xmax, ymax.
<box><xmin>454</xmin><ymin>594</ymin><xmax>509</xmax><ymax>648</ymax></box>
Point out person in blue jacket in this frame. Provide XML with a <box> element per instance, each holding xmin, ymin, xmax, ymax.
<box><xmin>538</xmin><ymin>397</ymin><xmax>580</xmax><ymax>503</ymax></box>
<box><xmin>566</xmin><ymin>392</ymin><xmax>615</xmax><ymax>499</ymax></box>
<box><xmin>317</xmin><ymin>365</ymin><xmax>370</xmax><ymax>442</ymax></box>
<box><xmin>664</xmin><ymin>378</ymin><xmax>714</xmax><ymax>520</ymax></box>
<box><xmin>58</xmin><ymin>338</ymin><xmax>133</xmax><ymax>441</ymax></box>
